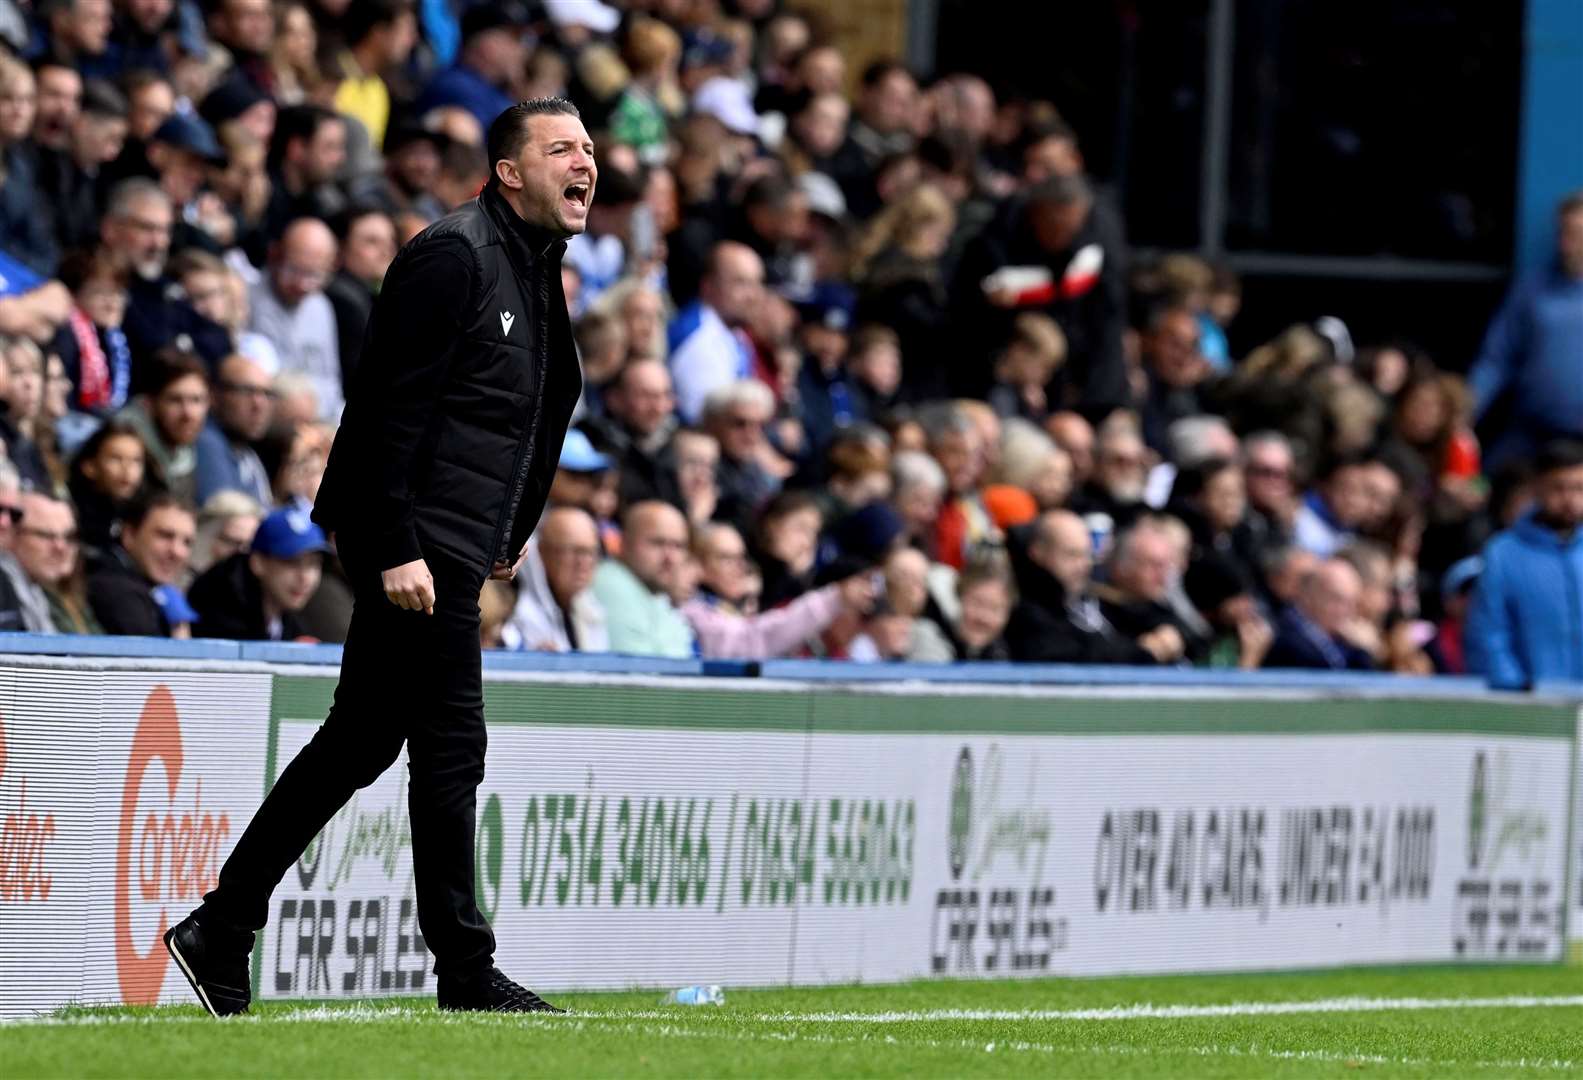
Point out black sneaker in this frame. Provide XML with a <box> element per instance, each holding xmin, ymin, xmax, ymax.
<box><xmin>163</xmin><ymin>915</ymin><xmax>251</xmax><ymax>1017</ymax></box>
<box><xmin>437</xmin><ymin>967</ymin><xmax>565</xmax><ymax>1013</ymax></box>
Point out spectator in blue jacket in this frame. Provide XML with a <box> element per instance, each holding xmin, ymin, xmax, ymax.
<box><xmin>1469</xmin><ymin>192</ymin><xmax>1583</xmax><ymax>468</ymax></box>
<box><xmin>1466</xmin><ymin>440</ymin><xmax>1583</xmax><ymax>689</ymax></box>
<box><xmin>413</xmin><ymin>4</ymin><xmax>527</xmax><ymax>135</ymax></box>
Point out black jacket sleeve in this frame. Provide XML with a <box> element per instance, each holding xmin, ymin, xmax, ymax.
<box><xmin>89</xmin><ymin>570</ymin><xmax>168</xmax><ymax>637</ymax></box>
<box><xmin>332</xmin><ymin>238</ymin><xmax>477</xmax><ymax>570</ymax></box>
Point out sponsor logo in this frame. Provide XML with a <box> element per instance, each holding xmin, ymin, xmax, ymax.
<box><xmin>0</xmin><ymin>716</ymin><xmax>58</xmax><ymax>903</ymax></box>
<box><xmin>946</xmin><ymin>747</ymin><xmax>971</xmax><ymax>882</ymax></box>
<box><xmin>476</xmin><ymin>793</ymin><xmax>503</xmax><ymax>921</ymax></box>
<box><xmin>1453</xmin><ymin>748</ymin><xmax>1556</xmax><ymax>957</ymax></box>
<box><xmin>500</xmin><ymin>310</ymin><xmax>515</xmax><ymax>336</ymax></box>
<box><xmin>114</xmin><ymin>687</ymin><xmax>231</xmax><ymax>1005</ymax></box>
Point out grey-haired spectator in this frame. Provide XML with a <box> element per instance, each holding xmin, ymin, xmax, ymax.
<box><xmin>1070</xmin><ymin>412</ymin><xmax>1150</xmax><ymax>534</ymax></box>
<box><xmin>1243</xmin><ymin>430</ymin><xmax>1299</xmax><ymax>549</ymax></box>
<box><xmin>1096</xmin><ymin>516</ymin><xmax>1199</xmax><ymax>663</ymax></box>
<box><xmin>251</xmin><ymin>217</ymin><xmax>343</xmax><ymax>420</ymax></box>
<box><xmin>1263</xmin><ymin>557</ymin><xmax>1375</xmax><ymax>671</ymax></box>
<box><xmin>503</xmin><ymin>505</ymin><xmax>608</xmax><ymax>653</ymax></box>
<box><xmin>86</xmin><ymin>489</ymin><xmax>194</xmax><ymax>636</ymax></box>
<box><xmin>890</xmin><ymin>448</ymin><xmax>946</xmax><ymax>549</ymax></box>
<box><xmin>100</xmin><ymin>179</ymin><xmax>231</xmax><ymax>367</ymax></box>
<box><xmin>189</xmin><ymin>504</ymin><xmax>327</xmax><ymax>640</ymax></box>
<box><xmin>704</xmin><ymin>378</ymin><xmax>783</xmax><ymax>529</ymax></box>
<box><xmin>0</xmin><ymin>490</ymin><xmax>75</xmax><ymax>632</ymax></box>
<box><xmin>1006</xmin><ymin>508</ymin><xmax>1154</xmax><ymax>664</ymax></box>
<box><xmin>188</xmin><ymin>489</ymin><xmax>262</xmax><ymax>580</ymax></box>
<box><xmin>14</xmin><ymin>490</ymin><xmax>99</xmax><ymax>633</ymax></box>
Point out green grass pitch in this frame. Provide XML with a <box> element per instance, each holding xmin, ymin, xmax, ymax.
<box><xmin>4</xmin><ymin>965</ymin><xmax>1581</xmax><ymax>1078</ymax></box>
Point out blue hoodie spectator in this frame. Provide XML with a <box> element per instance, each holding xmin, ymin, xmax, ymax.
<box><xmin>1465</xmin><ymin>442</ymin><xmax>1583</xmax><ymax>689</ymax></box>
<box><xmin>1469</xmin><ymin>195</ymin><xmax>1583</xmax><ymax>467</ymax></box>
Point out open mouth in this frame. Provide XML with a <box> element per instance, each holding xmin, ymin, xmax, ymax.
<box><xmin>563</xmin><ymin>181</ymin><xmax>590</xmax><ymax>208</ymax></box>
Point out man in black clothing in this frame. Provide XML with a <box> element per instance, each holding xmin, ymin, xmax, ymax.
<box><xmin>188</xmin><ymin>506</ymin><xmax>326</xmax><ymax>640</ymax></box>
<box><xmin>86</xmin><ymin>491</ymin><xmax>195</xmax><ymax>636</ymax></box>
<box><xmin>951</xmin><ymin>174</ymin><xmax>1128</xmax><ymax>413</ymax></box>
<box><xmin>1005</xmin><ymin>508</ymin><xmax>1158</xmax><ymax>664</ymax></box>
<box><xmin>168</xmin><ymin>98</ymin><xmax>594</xmax><ymax>1018</ymax></box>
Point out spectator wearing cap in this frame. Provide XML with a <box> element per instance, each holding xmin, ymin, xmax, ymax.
<box><xmin>265</xmin><ymin>105</ymin><xmax>348</xmax><ymax>239</ymax></box>
<box><xmin>546</xmin><ymin>427</ymin><xmax>619</xmax><ymax>540</ymax></box>
<box><xmin>332</xmin><ymin>0</ymin><xmax>418</xmax><ymax>150</ymax></box>
<box><xmin>148</xmin><ymin>110</ymin><xmax>226</xmax><ymax>229</ymax></box>
<box><xmin>793</xmin><ymin>284</ymin><xmax>859</xmax><ymax>456</ymax></box>
<box><xmin>194</xmin><ymin>353</ymin><xmax>274</xmax><ymax>504</ymax></box>
<box><xmin>1436</xmin><ymin>556</ymin><xmax>1481</xmax><ymax>675</ymax></box>
<box><xmin>669</xmin><ymin>241</ymin><xmax>764</xmax><ymax>424</ymax></box>
<box><xmin>116</xmin><ymin>347</ymin><xmax>209</xmax><ymax>502</ymax></box>
<box><xmin>1466</xmin><ymin>440</ymin><xmax>1583</xmax><ymax>689</ymax></box>
<box><xmin>1263</xmin><ymin>557</ymin><xmax>1376</xmax><ymax>671</ymax></box>
<box><xmin>250</xmin><ymin>218</ymin><xmax>343</xmax><ymax>420</ymax></box>
<box><xmin>1470</xmin><ymin>193</ymin><xmax>1583</xmax><ymax>469</ymax></box>
<box><xmin>189</xmin><ymin>504</ymin><xmax>327</xmax><ymax>640</ymax></box>
<box><xmin>86</xmin><ymin>489</ymin><xmax>194</xmax><ymax>636</ymax></box>
<box><xmin>592</xmin><ymin>499</ymin><xmax>695</xmax><ymax>657</ymax></box>
<box><xmin>34</xmin><ymin>79</ymin><xmax>126</xmax><ymax>252</ymax></box>
<box><xmin>198</xmin><ymin>77</ymin><xmax>276</xmax><ymax>145</ymax></box>
<box><xmin>416</xmin><ymin>3</ymin><xmax>529</xmax><ymax>135</ymax></box>
<box><xmin>99</xmin><ymin>178</ymin><xmax>232</xmax><ymax>369</ymax></box>
<box><xmin>502</xmin><ymin>505</ymin><xmax>608</xmax><ymax>652</ymax></box>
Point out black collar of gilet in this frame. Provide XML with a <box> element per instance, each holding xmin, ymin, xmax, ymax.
<box><xmin>480</xmin><ymin>183</ymin><xmax>569</xmax><ymax>273</ymax></box>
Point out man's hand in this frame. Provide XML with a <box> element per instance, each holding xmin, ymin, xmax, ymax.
<box><xmin>1138</xmin><ymin>624</ymin><xmax>1185</xmax><ymax>663</ymax></box>
<box><xmin>837</xmin><ymin>572</ymin><xmax>879</xmax><ymax>615</ymax></box>
<box><xmin>383</xmin><ymin>558</ymin><xmax>436</xmax><ymax>614</ymax></box>
<box><xmin>490</xmin><ymin>541</ymin><xmax>530</xmax><ymax>581</ymax></box>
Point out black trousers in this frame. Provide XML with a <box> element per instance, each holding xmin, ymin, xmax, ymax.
<box><xmin>201</xmin><ymin>542</ymin><xmax>495</xmax><ymax>978</ymax></box>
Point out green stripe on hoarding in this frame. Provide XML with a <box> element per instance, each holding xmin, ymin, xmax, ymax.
<box><xmin>267</xmin><ymin>674</ymin><xmax>1575</xmax><ymax>738</ymax></box>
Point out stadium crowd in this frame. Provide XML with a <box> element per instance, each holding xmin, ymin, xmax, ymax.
<box><xmin>0</xmin><ymin>0</ymin><xmax>1581</xmax><ymax>687</ymax></box>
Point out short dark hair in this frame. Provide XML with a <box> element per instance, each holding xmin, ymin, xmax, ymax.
<box><xmin>860</xmin><ymin>59</ymin><xmax>911</xmax><ymax>90</ymax></box>
<box><xmin>485</xmin><ymin>97</ymin><xmax>581</xmax><ymax>183</ymax></box>
<box><xmin>124</xmin><ymin>490</ymin><xmax>195</xmax><ymax>529</ymax></box>
<box><xmin>81</xmin><ymin>79</ymin><xmax>128</xmax><ymax>120</ymax></box>
<box><xmin>1534</xmin><ymin>439</ymin><xmax>1583</xmax><ymax>476</ymax></box>
<box><xmin>343</xmin><ymin>0</ymin><xmax>413</xmax><ymax>46</ymax></box>
<box><xmin>1027</xmin><ymin>173</ymin><xmax>1093</xmax><ymax>209</ymax></box>
<box><xmin>270</xmin><ymin>105</ymin><xmax>341</xmax><ymax>168</ymax></box>
<box><xmin>148</xmin><ymin>348</ymin><xmax>210</xmax><ymax>395</ymax></box>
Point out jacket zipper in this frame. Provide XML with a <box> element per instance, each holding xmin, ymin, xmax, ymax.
<box><xmin>489</xmin><ymin>258</ymin><xmax>552</xmax><ymax>570</ymax></box>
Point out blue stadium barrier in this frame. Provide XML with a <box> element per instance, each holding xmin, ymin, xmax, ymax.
<box><xmin>0</xmin><ymin>631</ymin><xmax>1525</xmax><ymax>696</ymax></box>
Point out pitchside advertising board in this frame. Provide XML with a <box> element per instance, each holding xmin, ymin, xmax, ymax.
<box><xmin>0</xmin><ymin>657</ymin><xmax>1577</xmax><ymax>1019</ymax></box>
<box><xmin>256</xmin><ymin>676</ymin><xmax>1578</xmax><ymax>1001</ymax></box>
<box><xmin>0</xmin><ymin>661</ymin><xmax>271</xmax><ymax>1020</ymax></box>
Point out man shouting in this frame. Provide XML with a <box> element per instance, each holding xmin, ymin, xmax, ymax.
<box><xmin>166</xmin><ymin>98</ymin><xmax>595</xmax><ymax>1016</ymax></box>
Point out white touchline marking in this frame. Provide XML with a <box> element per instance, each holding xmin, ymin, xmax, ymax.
<box><xmin>11</xmin><ymin>992</ymin><xmax>1580</xmax><ymax>1029</ymax></box>
<box><xmin>728</xmin><ymin>993</ymin><xmax>1583</xmax><ymax>1024</ymax></box>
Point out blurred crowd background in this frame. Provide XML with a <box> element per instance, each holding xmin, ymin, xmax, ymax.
<box><xmin>0</xmin><ymin>0</ymin><xmax>1580</xmax><ymax>686</ymax></box>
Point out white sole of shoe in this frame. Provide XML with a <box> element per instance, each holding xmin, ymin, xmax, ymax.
<box><xmin>163</xmin><ymin>928</ymin><xmax>219</xmax><ymax>1019</ymax></box>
